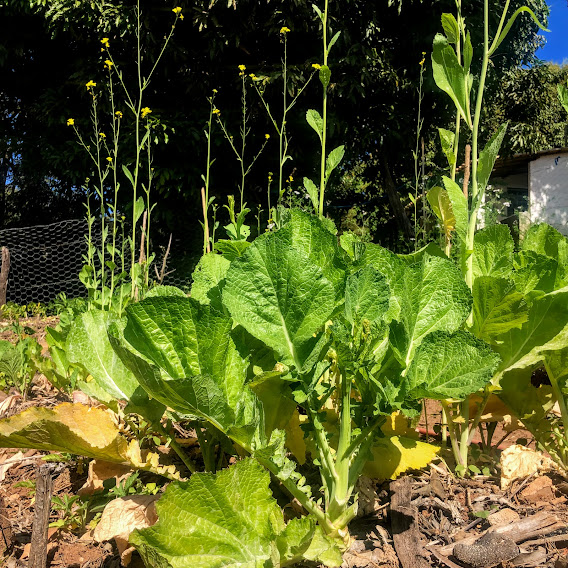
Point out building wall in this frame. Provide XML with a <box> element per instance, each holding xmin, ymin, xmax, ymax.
<box><xmin>529</xmin><ymin>152</ymin><xmax>568</xmax><ymax>235</ymax></box>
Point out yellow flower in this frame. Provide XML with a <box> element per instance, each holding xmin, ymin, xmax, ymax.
<box><xmin>101</xmin><ymin>37</ymin><xmax>110</xmax><ymax>48</ymax></box>
<box><xmin>106</xmin><ymin>156</ymin><xmax>113</xmax><ymax>162</ymax></box>
<box><xmin>141</xmin><ymin>107</ymin><xmax>152</xmax><ymax>118</ymax></box>
<box><xmin>99</xmin><ymin>132</ymin><xmax>106</xmax><ymax>138</ymax></box>
<box><xmin>115</xmin><ymin>111</ymin><xmax>123</xmax><ymax>119</ymax></box>
<box><xmin>288</xmin><ymin>175</ymin><xmax>294</xmax><ymax>182</ymax></box>
<box><xmin>265</xmin><ymin>134</ymin><xmax>270</xmax><ymax>140</ymax></box>
<box><xmin>249</xmin><ymin>73</ymin><xmax>258</xmax><ymax>81</ymax></box>
<box><xmin>104</xmin><ymin>59</ymin><xmax>114</xmax><ymax>69</ymax></box>
<box><xmin>172</xmin><ymin>6</ymin><xmax>182</xmax><ymax>14</ymax></box>
<box><xmin>212</xmin><ymin>108</ymin><xmax>221</xmax><ymax>115</ymax></box>
<box><xmin>312</xmin><ymin>63</ymin><xmax>321</xmax><ymax>70</ymax></box>
<box><xmin>280</xmin><ymin>26</ymin><xmax>291</xmax><ymax>34</ymax></box>
<box><xmin>238</xmin><ymin>64</ymin><xmax>246</xmax><ymax>71</ymax></box>
<box><xmin>66</xmin><ymin>118</ymin><xmax>74</xmax><ymax>126</ymax></box>
<box><xmin>419</xmin><ymin>57</ymin><xmax>425</xmax><ymax>66</ymax></box>
<box><xmin>212</xmin><ymin>88</ymin><xmax>218</xmax><ymax>94</ymax></box>
<box><xmin>85</xmin><ymin>80</ymin><xmax>97</xmax><ymax>90</ymax></box>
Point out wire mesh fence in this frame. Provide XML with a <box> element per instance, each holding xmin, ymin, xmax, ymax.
<box><xmin>0</xmin><ymin>219</ymin><xmax>192</xmax><ymax>305</ymax></box>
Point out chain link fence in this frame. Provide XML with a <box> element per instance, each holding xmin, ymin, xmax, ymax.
<box><xmin>0</xmin><ymin>219</ymin><xmax>191</xmax><ymax>305</ymax></box>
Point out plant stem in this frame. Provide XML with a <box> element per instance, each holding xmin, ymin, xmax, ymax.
<box><xmin>544</xmin><ymin>359</ymin><xmax>568</xmax><ymax>450</ymax></box>
<box><xmin>317</xmin><ymin>0</ymin><xmax>329</xmax><ymax>219</ymax></box>
<box><xmin>465</xmin><ymin>0</ymin><xmax>490</xmax><ymax>292</ymax></box>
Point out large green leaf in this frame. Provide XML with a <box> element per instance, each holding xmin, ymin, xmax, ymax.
<box><xmin>471</xmin><ymin>277</ymin><xmax>528</xmax><ymax>344</ymax></box>
<box><xmin>477</xmin><ymin>123</ymin><xmax>508</xmax><ymax>195</ymax></box>
<box><xmin>494</xmin><ymin>287</ymin><xmax>568</xmax><ymax>384</ymax></box>
<box><xmin>406</xmin><ymin>331</ymin><xmax>500</xmax><ymax>400</ymax></box>
<box><xmin>472</xmin><ymin>224</ymin><xmax>514</xmax><ymax>279</ymax></box>
<box><xmin>190</xmin><ymin>252</ymin><xmax>231</xmax><ymax>309</ymax></box>
<box><xmin>513</xmin><ymin>251</ymin><xmax>559</xmax><ymax>296</ymax></box>
<box><xmin>130</xmin><ymin>458</ymin><xmax>342</xmax><ymax>568</ymax></box>
<box><xmin>117</xmin><ymin>297</ymin><xmax>263</xmax><ymax>450</ymax></box>
<box><xmin>431</xmin><ymin>33</ymin><xmax>471</xmax><ymax>126</ymax></box>
<box><xmin>389</xmin><ymin>255</ymin><xmax>472</xmax><ymax>366</ymax></box>
<box><xmin>223</xmin><ymin>230</ymin><xmax>336</xmax><ymax>371</ymax></box>
<box><xmin>522</xmin><ymin>224</ymin><xmax>568</xmax><ymax>287</ymax></box>
<box><xmin>278</xmin><ymin>209</ymin><xmax>346</xmax><ymax>300</ymax></box>
<box><xmin>344</xmin><ymin>266</ymin><xmax>389</xmax><ymax>325</ymax></box>
<box><xmin>66</xmin><ymin>311</ymin><xmax>139</xmax><ymax>402</ymax></box>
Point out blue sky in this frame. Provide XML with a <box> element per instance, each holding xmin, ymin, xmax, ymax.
<box><xmin>536</xmin><ymin>1</ymin><xmax>568</xmax><ymax>64</ymax></box>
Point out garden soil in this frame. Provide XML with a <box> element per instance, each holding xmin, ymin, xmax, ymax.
<box><xmin>1</xmin><ymin>317</ymin><xmax>567</xmax><ymax>568</ymax></box>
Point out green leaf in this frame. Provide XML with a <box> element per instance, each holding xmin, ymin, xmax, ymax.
<box><xmin>513</xmin><ymin>251</ymin><xmax>559</xmax><ymax>296</ymax></box>
<box><xmin>490</xmin><ymin>7</ymin><xmax>549</xmax><ymax>56</ymax></box>
<box><xmin>66</xmin><ymin>311</ymin><xmax>139</xmax><ymax>402</ymax></box>
<box><xmin>304</xmin><ymin>177</ymin><xmax>319</xmax><ymax>214</ymax></box>
<box><xmin>442</xmin><ymin>176</ymin><xmax>468</xmax><ymax>243</ymax></box>
<box><xmin>223</xmin><ymin>230</ymin><xmax>336</xmax><ymax>371</ymax></box>
<box><xmin>472</xmin><ymin>224</ymin><xmax>514</xmax><ymax>279</ymax></box>
<box><xmin>471</xmin><ymin>277</ymin><xmax>528</xmax><ymax>344</ymax></box>
<box><xmin>431</xmin><ymin>33</ymin><xmax>471</xmax><ymax>126</ymax></box>
<box><xmin>327</xmin><ymin>30</ymin><xmax>341</xmax><ymax>54</ymax></box>
<box><xmin>133</xmin><ymin>196</ymin><xmax>145</xmax><ymax>225</ymax></box>
<box><xmin>131</xmin><ymin>458</ymin><xmax>341</xmax><ymax>568</ymax></box>
<box><xmin>406</xmin><ymin>331</ymin><xmax>501</xmax><ymax>400</ymax></box>
<box><xmin>325</xmin><ymin>145</ymin><xmax>345</xmax><ymax>180</ymax></box>
<box><xmin>389</xmin><ymin>255</ymin><xmax>472</xmax><ymax>366</ymax></box>
<box><xmin>278</xmin><ymin>209</ymin><xmax>346</xmax><ymax>301</ymax></box>
<box><xmin>441</xmin><ymin>13</ymin><xmax>459</xmax><ymax>44</ymax></box>
<box><xmin>190</xmin><ymin>252</ymin><xmax>231</xmax><ymax>309</ymax></box>
<box><xmin>427</xmin><ymin>186</ymin><xmax>455</xmax><ymax>242</ymax></box>
<box><xmin>522</xmin><ymin>223</ymin><xmax>567</xmax><ymax>260</ymax></box>
<box><xmin>494</xmin><ymin>287</ymin><xmax>568</xmax><ymax>384</ymax></box>
<box><xmin>559</xmin><ymin>82</ymin><xmax>568</xmax><ymax>115</ymax></box>
<box><xmin>438</xmin><ymin>128</ymin><xmax>456</xmax><ymax>168</ymax></box>
<box><xmin>145</xmin><ymin>286</ymin><xmax>186</xmax><ymax>298</ymax></box>
<box><xmin>319</xmin><ymin>65</ymin><xmax>331</xmax><ymax>89</ymax></box>
<box><xmin>463</xmin><ymin>32</ymin><xmax>473</xmax><ymax>73</ymax></box>
<box><xmin>214</xmin><ymin>240</ymin><xmax>252</xmax><ymax>261</ymax></box>
<box><xmin>345</xmin><ymin>266</ymin><xmax>390</xmax><ymax>325</ymax></box>
<box><xmin>306</xmin><ymin>109</ymin><xmax>323</xmax><ymax>142</ymax></box>
<box><xmin>116</xmin><ymin>297</ymin><xmax>264</xmax><ymax>450</ymax></box>
<box><xmin>122</xmin><ymin>164</ymin><xmax>135</xmax><ymax>187</ymax></box>
<box><xmin>477</xmin><ymin>123</ymin><xmax>508</xmax><ymax>195</ymax></box>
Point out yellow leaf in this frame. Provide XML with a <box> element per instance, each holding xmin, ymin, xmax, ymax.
<box><xmin>363</xmin><ymin>436</ymin><xmax>440</xmax><ymax>480</ymax></box>
<box><xmin>0</xmin><ymin>403</ymin><xmax>180</xmax><ymax>479</ymax></box>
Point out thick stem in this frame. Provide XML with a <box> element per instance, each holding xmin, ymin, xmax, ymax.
<box><xmin>466</xmin><ymin>0</ymin><xmax>490</xmax><ymax>292</ymax></box>
<box><xmin>441</xmin><ymin>401</ymin><xmax>465</xmax><ymax>467</ymax></box>
<box><xmin>458</xmin><ymin>398</ymin><xmax>470</xmax><ymax>466</ymax></box>
<box><xmin>328</xmin><ymin>369</ymin><xmax>351</xmax><ymax>522</ymax></box>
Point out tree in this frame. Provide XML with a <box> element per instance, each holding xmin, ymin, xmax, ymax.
<box><xmin>482</xmin><ymin>63</ymin><xmax>568</xmax><ymax>156</ymax></box>
<box><xmin>0</xmin><ymin>0</ymin><xmax>549</xmax><ymax>251</ymax></box>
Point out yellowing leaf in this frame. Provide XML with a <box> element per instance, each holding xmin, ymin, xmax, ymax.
<box><xmin>0</xmin><ymin>403</ymin><xmax>180</xmax><ymax>479</ymax></box>
<box><xmin>363</xmin><ymin>436</ymin><xmax>440</xmax><ymax>480</ymax></box>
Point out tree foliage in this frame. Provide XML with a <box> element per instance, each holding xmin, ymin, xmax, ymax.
<box><xmin>0</xmin><ymin>0</ymin><xmax>549</xmax><ymax>249</ymax></box>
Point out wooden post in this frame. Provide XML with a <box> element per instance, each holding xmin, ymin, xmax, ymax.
<box><xmin>29</xmin><ymin>465</ymin><xmax>53</xmax><ymax>568</ymax></box>
<box><xmin>0</xmin><ymin>246</ymin><xmax>9</xmax><ymax>309</ymax></box>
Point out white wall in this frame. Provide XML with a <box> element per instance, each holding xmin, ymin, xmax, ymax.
<box><xmin>529</xmin><ymin>152</ymin><xmax>568</xmax><ymax>235</ymax></box>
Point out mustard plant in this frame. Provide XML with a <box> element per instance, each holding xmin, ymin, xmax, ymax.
<box><xmin>304</xmin><ymin>0</ymin><xmax>344</xmax><ymax>219</ymax></box>
<box><xmin>252</xmin><ymin>28</ymin><xmax>316</xmax><ymax>221</ymax></box>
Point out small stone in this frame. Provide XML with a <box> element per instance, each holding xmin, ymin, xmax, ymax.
<box><xmin>453</xmin><ymin>532</ymin><xmax>520</xmax><ymax>568</ymax></box>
